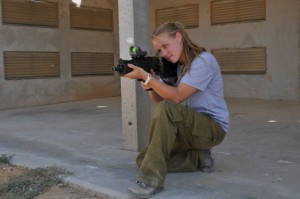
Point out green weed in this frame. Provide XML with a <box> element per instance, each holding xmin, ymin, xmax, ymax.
<box><xmin>0</xmin><ymin>166</ymin><xmax>72</xmax><ymax>199</ymax></box>
<box><xmin>0</xmin><ymin>154</ymin><xmax>15</xmax><ymax>164</ymax></box>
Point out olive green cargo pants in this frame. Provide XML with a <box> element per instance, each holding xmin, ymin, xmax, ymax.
<box><xmin>136</xmin><ymin>100</ymin><xmax>225</xmax><ymax>188</ymax></box>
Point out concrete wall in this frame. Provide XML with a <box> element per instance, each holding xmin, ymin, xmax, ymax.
<box><xmin>0</xmin><ymin>0</ymin><xmax>120</xmax><ymax>110</ymax></box>
<box><xmin>149</xmin><ymin>0</ymin><xmax>300</xmax><ymax>101</ymax></box>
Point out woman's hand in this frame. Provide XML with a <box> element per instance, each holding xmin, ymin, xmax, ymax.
<box><xmin>124</xmin><ymin>64</ymin><xmax>148</xmax><ymax>80</ymax></box>
<box><xmin>124</xmin><ymin>65</ymin><xmax>156</xmax><ymax>91</ymax></box>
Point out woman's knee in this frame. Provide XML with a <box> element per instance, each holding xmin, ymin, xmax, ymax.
<box><xmin>153</xmin><ymin>100</ymin><xmax>168</xmax><ymax>116</ymax></box>
<box><xmin>157</xmin><ymin>100</ymin><xmax>171</xmax><ymax>108</ymax></box>
<box><xmin>154</xmin><ymin>100</ymin><xmax>178</xmax><ymax>119</ymax></box>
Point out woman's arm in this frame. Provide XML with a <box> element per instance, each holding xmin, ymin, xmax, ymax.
<box><xmin>125</xmin><ymin>64</ymin><xmax>197</xmax><ymax>104</ymax></box>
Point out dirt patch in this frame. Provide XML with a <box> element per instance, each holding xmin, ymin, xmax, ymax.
<box><xmin>0</xmin><ymin>163</ymin><xmax>29</xmax><ymax>183</ymax></box>
<box><xmin>0</xmin><ymin>163</ymin><xmax>104</xmax><ymax>199</ymax></box>
<box><xmin>36</xmin><ymin>184</ymin><xmax>102</xmax><ymax>199</ymax></box>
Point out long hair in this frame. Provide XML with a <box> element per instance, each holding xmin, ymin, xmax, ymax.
<box><xmin>152</xmin><ymin>22</ymin><xmax>206</xmax><ymax>81</ymax></box>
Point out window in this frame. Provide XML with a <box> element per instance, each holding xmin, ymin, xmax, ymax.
<box><xmin>211</xmin><ymin>0</ymin><xmax>266</xmax><ymax>25</ymax></box>
<box><xmin>155</xmin><ymin>4</ymin><xmax>199</xmax><ymax>29</ymax></box>
<box><xmin>71</xmin><ymin>52</ymin><xmax>114</xmax><ymax>76</ymax></box>
<box><xmin>4</xmin><ymin>52</ymin><xmax>60</xmax><ymax>80</ymax></box>
<box><xmin>2</xmin><ymin>0</ymin><xmax>59</xmax><ymax>27</ymax></box>
<box><xmin>212</xmin><ymin>47</ymin><xmax>266</xmax><ymax>74</ymax></box>
<box><xmin>70</xmin><ymin>5</ymin><xmax>113</xmax><ymax>31</ymax></box>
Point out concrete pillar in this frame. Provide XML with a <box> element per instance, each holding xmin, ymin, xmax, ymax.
<box><xmin>118</xmin><ymin>0</ymin><xmax>152</xmax><ymax>151</ymax></box>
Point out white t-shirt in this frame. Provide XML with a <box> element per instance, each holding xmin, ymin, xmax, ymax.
<box><xmin>178</xmin><ymin>52</ymin><xmax>230</xmax><ymax>132</ymax></box>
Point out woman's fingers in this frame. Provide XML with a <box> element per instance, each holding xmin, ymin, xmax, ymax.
<box><xmin>124</xmin><ymin>64</ymin><xmax>140</xmax><ymax>79</ymax></box>
<box><xmin>127</xmin><ymin>64</ymin><xmax>135</xmax><ymax>68</ymax></box>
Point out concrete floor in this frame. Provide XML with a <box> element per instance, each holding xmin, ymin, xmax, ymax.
<box><xmin>0</xmin><ymin>97</ymin><xmax>299</xmax><ymax>199</ymax></box>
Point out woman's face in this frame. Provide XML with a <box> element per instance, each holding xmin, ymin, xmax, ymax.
<box><xmin>152</xmin><ymin>32</ymin><xmax>183</xmax><ymax>64</ymax></box>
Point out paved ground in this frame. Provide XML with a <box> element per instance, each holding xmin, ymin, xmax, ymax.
<box><xmin>0</xmin><ymin>97</ymin><xmax>299</xmax><ymax>199</ymax></box>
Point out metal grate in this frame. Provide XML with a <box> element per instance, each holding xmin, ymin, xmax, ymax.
<box><xmin>211</xmin><ymin>0</ymin><xmax>266</xmax><ymax>25</ymax></box>
<box><xmin>2</xmin><ymin>0</ymin><xmax>59</xmax><ymax>27</ymax></box>
<box><xmin>212</xmin><ymin>47</ymin><xmax>266</xmax><ymax>73</ymax></box>
<box><xmin>70</xmin><ymin>5</ymin><xmax>113</xmax><ymax>31</ymax></box>
<box><xmin>4</xmin><ymin>51</ymin><xmax>60</xmax><ymax>80</ymax></box>
<box><xmin>155</xmin><ymin>4</ymin><xmax>199</xmax><ymax>29</ymax></box>
<box><xmin>71</xmin><ymin>52</ymin><xmax>114</xmax><ymax>76</ymax></box>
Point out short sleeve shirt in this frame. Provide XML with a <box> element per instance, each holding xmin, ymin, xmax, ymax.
<box><xmin>178</xmin><ymin>52</ymin><xmax>230</xmax><ymax>132</ymax></box>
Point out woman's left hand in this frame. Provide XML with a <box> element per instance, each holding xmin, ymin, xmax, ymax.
<box><xmin>124</xmin><ymin>64</ymin><xmax>147</xmax><ymax>80</ymax></box>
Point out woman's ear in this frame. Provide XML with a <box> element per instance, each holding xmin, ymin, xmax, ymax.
<box><xmin>175</xmin><ymin>32</ymin><xmax>182</xmax><ymax>42</ymax></box>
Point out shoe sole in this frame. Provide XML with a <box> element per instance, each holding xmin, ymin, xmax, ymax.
<box><xmin>201</xmin><ymin>166</ymin><xmax>215</xmax><ymax>173</ymax></box>
<box><xmin>127</xmin><ymin>187</ymin><xmax>164</xmax><ymax>198</ymax></box>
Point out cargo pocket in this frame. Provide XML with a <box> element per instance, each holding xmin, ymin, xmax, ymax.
<box><xmin>190</xmin><ymin>113</ymin><xmax>223</xmax><ymax>149</ymax></box>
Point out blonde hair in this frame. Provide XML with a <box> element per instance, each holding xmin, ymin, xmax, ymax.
<box><xmin>151</xmin><ymin>22</ymin><xmax>206</xmax><ymax>80</ymax></box>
